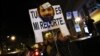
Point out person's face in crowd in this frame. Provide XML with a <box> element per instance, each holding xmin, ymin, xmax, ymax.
<box><xmin>38</xmin><ymin>6</ymin><xmax>54</xmax><ymax>22</ymax></box>
<box><xmin>45</xmin><ymin>32</ymin><xmax>54</xmax><ymax>44</ymax></box>
<box><xmin>47</xmin><ymin>34</ymin><xmax>53</xmax><ymax>43</ymax></box>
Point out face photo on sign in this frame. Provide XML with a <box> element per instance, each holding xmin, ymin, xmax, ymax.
<box><xmin>38</xmin><ymin>2</ymin><xmax>55</xmax><ymax>22</ymax></box>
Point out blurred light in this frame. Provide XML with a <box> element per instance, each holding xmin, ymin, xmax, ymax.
<box><xmin>34</xmin><ymin>44</ymin><xmax>39</xmax><ymax>48</ymax></box>
<box><xmin>34</xmin><ymin>49</ymin><xmax>40</xmax><ymax>56</ymax></box>
<box><xmin>90</xmin><ymin>9</ymin><xmax>100</xmax><ymax>23</ymax></box>
<box><xmin>84</xmin><ymin>26</ymin><xmax>89</xmax><ymax>33</ymax></box>
<box><xmin>11</xmin><ymin>36</ymin><xmax>16</xmax><ymax>41</ymax></box>
<box><xmin>8</xmin><ymin>48</ymin><xmax>11</xmax><ymax>51</ymax></box>
<box><xmin>74</xmin><ymin>24</ymin><xmax>81</xmax><ymax>32</ymax></box>
<box><xmin>0</xmin><ymin>50</ymin><xmax>1</xmax><ymax>55</ymax></box>
<box><xmin>75</xmin><ymin>17</ymin><xmax>81</xmax><ymax>23</ymax></box>
<box><xmin>41</xmin><ymin>52</ymin><xmax>43</xmax><ymax>56</ymax></box>
<box><xmin>7</xmin><ymin>36</ymin><xmax>10</xmax><ymax>38</ymax></box>
<box><xmin>73</xmin><ymin>36</ymin><xmax>91</xmax><ymax>41</ymax></box>
<box><xmin>66</xmin><ymin>12</ymin><xmax>72</xmax><ymax>20</ymax></box>
<box><xmin>21</xmin><ymin>43</ymin><xmax>23</xmax><ymax>45</ymax></box>
<box><xmin>7</xmin><ymin>50</ymin><xmax>20</xmax><ymax>54</ymax></box>
<box><xmin>35</xmin><ymin>51</ymin><xmax>39</xmax><ymax>56</ymax></box>
<box><xmin>73</xmin><ymin>11</ymin><xmax>78</xmax><ymax>18</ymax></box>
<box><xmin>89</xmin><ymin>33</ymin><xmax>92</xmax><ymax>36</ymax></box>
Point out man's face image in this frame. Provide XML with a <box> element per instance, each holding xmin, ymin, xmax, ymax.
<box><xmin>38</xmin><ymin>6</ymin><xmax>54</xmax><ymax>22</ymax></box>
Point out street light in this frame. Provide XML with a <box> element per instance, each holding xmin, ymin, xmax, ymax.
<box><xmin>75</xmin><ymin>17</ymin><xmax>81</xmax><ymax>23</ymax></box>
<box><xmin>8</xmin><ymin>48</ymin><xmax>11</xmax><ymax>51</ymax></box>
<box><xmin>11</xmin><ymin>36</ymin><xmax>16</xmax><ymax>41</ymax></box>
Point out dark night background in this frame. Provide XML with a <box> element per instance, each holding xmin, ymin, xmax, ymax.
<box><xmin>1</xmin><ymin>0</ymin><xmax>38</xmax><ymax>35</ymax></box>
<box><xmin>0</xmin><ymin>0</ymin><xmax>41</xmax><ymax>45</ymax></box>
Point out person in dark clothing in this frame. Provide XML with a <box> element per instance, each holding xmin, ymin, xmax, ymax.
<box><xmin>43</xmin><ymin>32</ymin><xmax>55</xmax><ymax>56</ymax></box>
<box><xmin>49</xmin><ymin>31</ymin><xmax>82</xmax><ymax>56</ymax></box>
<box><xmin>85</xmin><ymin>18</ymin><xmax>97</xmax><ymax>36</ymax></box>
<box><xmin>52</xmin><ymin>31</ymin><xmax>70</xmax><ymax>56</ymax></box>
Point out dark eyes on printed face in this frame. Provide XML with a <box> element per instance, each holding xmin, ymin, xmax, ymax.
<box><xmin>41</xmin><ymin>7</ymin><xmax>52</xmax><ymax>12</ymax></box>
<box><xmin>47</xmin><ymin>7</ymin><xmax>52</xmax><ymax>11</ymax></box>
<box><xmin>41</xmin><ymin>9</ymin><xmax>45</xmax><ymax>12</ymax></box>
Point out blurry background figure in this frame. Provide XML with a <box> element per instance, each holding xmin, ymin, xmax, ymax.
<box><xmin>85</xmin><ymin>17</ymin><xmax>97</xmax><ymax>36</ymax></box>
<box><xmin>43</xmin><ymin>32</ymin><xmax>55</xmax><ymax>56</ymax></box>
<box><xmin>49</xmin><ymin>31</ymin><xmax>82</xmax><ymax>56</ymax></box>
<box><xmin>57</xmin><ymin>31</ymin><xmax>69</xmax><ymax>42</ymax></box>
<box><xmin>44</xmin><ymin>32</ymin><xmax>54</xmax><ymax>44</ymax></box>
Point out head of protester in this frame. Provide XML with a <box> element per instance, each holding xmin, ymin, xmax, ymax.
<box><xmin>44</xmin><ymin>32</ymin><xmax>54</xmax><ymax>44</ymax></box>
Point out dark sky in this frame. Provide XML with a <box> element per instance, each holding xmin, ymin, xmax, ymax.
<box><xmin>0</xmin><ymin>0</ymin><xmax>44</xmax><ymax>44</ymax></box>
<box><xmin>1</xmin><ymin>0</ymin><xmax>41</xmax><ymax>35</ymax></box>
